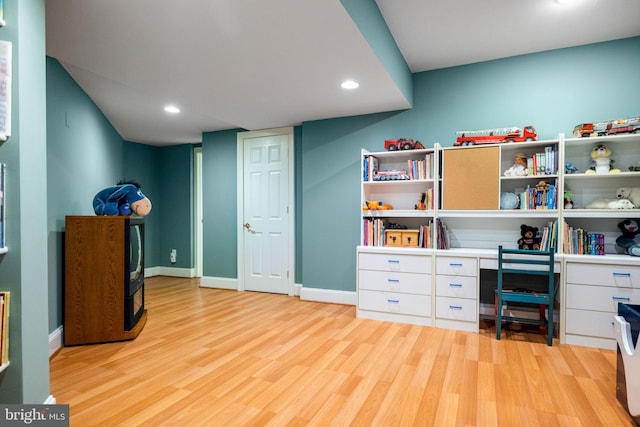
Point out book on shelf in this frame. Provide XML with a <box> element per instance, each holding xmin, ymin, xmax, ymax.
<box><xmin>562</xmin><ymin>221</ymin><xmax>604</xmax><ymax>255</ymax></box>
<box><xmin>363</xmin><ymin>155</ymin><xmax>379</xmax><ymax>182</ymax></box>
<box><xmin>519</xmin><ymin>179</ymin><xmax>558</xmax><ymax>210</ymax></box>
<box><xmin>0</xmin><ymin>291</ymin><xmax>9</xmax><ymax>365</ymax></box>
<box><xmin>539</xmin><ymin>220</ymin><xmax>558</xmax><ymax>252</ymax></box>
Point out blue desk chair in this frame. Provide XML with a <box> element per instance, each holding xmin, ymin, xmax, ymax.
<box><xmin>495</xmin><ymin>246</ymin><xmax>555</xmax><ymax>346</ymax></box>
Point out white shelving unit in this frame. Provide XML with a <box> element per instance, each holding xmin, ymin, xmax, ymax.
<box><xmin>356</xmin><ymin>134</ymin><xmax>640</xmax><ymax>348</ymax></box>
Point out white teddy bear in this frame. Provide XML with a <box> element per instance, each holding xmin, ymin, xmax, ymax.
<box><xmin>616</xmin><ymin>187</ymin><xmax>640</xmax><ymax>208</ymax></box>
<box><xmin>586</xmin><ymin>198</ymin><xmax>635</xmax><ymax>209</ymax></box>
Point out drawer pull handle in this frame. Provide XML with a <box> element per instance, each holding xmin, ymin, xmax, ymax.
<box><xmin>449</xmin><ymin>305</ymin><xmax>463</xmax><ymax>310</ymax></box>
<box><xmin>387</xmin><ymin>299</ymin><xmax>400</xmax><ymax>303</ymax></box>
<box><xmin>449</xmin><ymin>283</ymin><xmax>463</xmax><ymax>287</ymax></box>
<box><xmin>387</xmin><ymin>259</ymin><xmax>400</xmax><ymax>263</ymax></box>
<box><xmin>387</xmin><ymin>279</ymin><xmax>400</xmax><ymax>283</ymax></box>
<box><xmin>612</xmin><ymin>296</ymin><xmax>631</xmax><ymax>301</ymax></box>
<box><xmin>613</xmin><ymin>272</ymin><xmax>631</xmax><ymax>277</ymax></box>
<box><xmin>449</xmin><ymin>263</ymin><xmax>463</xmax><ymax>267</ymax></box>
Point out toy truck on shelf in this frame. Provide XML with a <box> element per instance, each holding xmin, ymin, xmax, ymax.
<box><xmin>572</xmin><ymin>116</ymin><xmax>640</xmax><ymax>137</ymax></box>
<box><xmin>384</xmin><ymin>138</ymin><xmax>425</xmax><ymax>151</ymax></box>
<box><xmin>454</xmin><ymin>125</ymin><xmax>537</xmax><ymax>146</ymax></box>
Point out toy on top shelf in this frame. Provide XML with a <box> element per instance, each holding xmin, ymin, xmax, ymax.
<box><xmin>454</xmin><ymin>125</ymin><xmax>537</xmax><ymax>146</ymax></box>
<box><xmin>585</xmin><ymin>144</ymin><xmax>620</xmax><ymax>174</ymax></box>
<box><xmin>572</xmin><ymin>116</ymin><xmax>640</xmax><ymax>137</ymax></box>
<box><xmin>565</xmin><ymin>163</ymin><xmax>579</xmax><ymax>174</ymax></box>
<box><xmin>384</xmin><ymin>138</ymin><xmax>425</xmax><ymax>151</ymax></box>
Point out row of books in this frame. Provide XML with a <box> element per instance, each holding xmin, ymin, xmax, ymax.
<box><xmin>527</xmin><ymin>146</ymin><xmax>558</xmax><ymax>176</ymax></box>
<box><xmin>407</xmin><ymin>154</ymin><xmax>434</xmax><ymax>180</ymax></box>
<box><xmin>519</xmin><ymin>181</ymin><xmax>557</xmax><ymax>210</ymax></box>
<box><xmin>1</xmin><ymin>291</ymin><xmax>9</xmax><ymax>365</ymax></box>
<box><xmin>538</xmin><ymin>220</ymin><xmax>558</xmax><ymax>252</ymax></box>
<box><xmin>363</xmin><ymin>155</ymin><xmax>379</xmax><ymax>182</ymax></box>
<box><xmin>563</xmin><ymin>222</ymin><xmax>605</xmax><ymax>255</ymax></box>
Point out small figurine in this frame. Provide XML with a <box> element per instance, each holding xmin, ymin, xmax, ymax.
<box><xmin>564</xmin><ymin>189</ymin><xmax>574</xmax><ymax>209</ymax></box>
<box><xmin>504</xmin><ymin>153</ymin><xmax>527</xmax><ymax>177</ymax></box>
<box><xmin>565</xmin><ymin>163</ymin><xmax>579</xmax><ymax>174</ymax></box>
<box><xmin>415</xmin><ymin>192</ymin><xmax>426</xmax><ymax>210</ymax></box>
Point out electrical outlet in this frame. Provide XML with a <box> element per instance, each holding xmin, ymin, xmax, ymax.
<box><xmin>170</xmin><ymin>249</ymin><xmax>177</xmax><ymax>264</ymax></box>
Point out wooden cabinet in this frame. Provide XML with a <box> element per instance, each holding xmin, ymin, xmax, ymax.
<box><xmin>64</xmin><ymin>216</ymin><xmax>147</xmax><ymax>345</ymax></box>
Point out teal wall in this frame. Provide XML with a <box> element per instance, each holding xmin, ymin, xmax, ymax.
<box><xmin>299</xmin><ymin>36</ymin><xmax>640</xmax><ymax>291</ymax></box>
<box><xmin>0</xmin><ymin>0</ymin><xmax>49</xmax><ymax>404</ymax></box>
<box><xmin>201</xmin><ymin>130</ymin><xmax>239</xmax><ymax>278</ymax></box>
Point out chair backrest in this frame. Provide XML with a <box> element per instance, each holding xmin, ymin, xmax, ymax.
<box><xmin>497</xmin><ymin>245</ymin><xmax>555</xmax><ymax>295</ymax></box>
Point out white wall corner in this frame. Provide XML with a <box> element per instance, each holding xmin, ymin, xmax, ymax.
<box><xmin>299</xmin><ymin>287</ymin><xmax>356</xmax><ymax>306</ymax></box>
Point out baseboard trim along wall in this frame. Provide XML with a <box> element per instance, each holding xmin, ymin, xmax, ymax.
<box><xmin>200</xmin><ymin>276</ymin><xmax>238</xmax><ymax>290</ymax></box>
<box><xmin>145</xmin><ymin>266</ymin><xmax>195</xmax><ymax>278</ymax></box>
<box><xmin>300</xmin><ymin>287</ymin><xmax>356</xmax><ymax>306</ymax></box>
<box><xmin>49</xmin><ymin>326</ymin><xmax>63</xmax><ymax>357</ymax></box>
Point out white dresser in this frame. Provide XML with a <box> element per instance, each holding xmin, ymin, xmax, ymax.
<box><xmin>434</xmin><ymin>255</ymin><xmax>479</xmax><ymax>332</ymax></box>
<box><xmin>356</xmin><ymin>246</ymin><xmax>432</xmax><ymax>326</ymax></box>
<box><xmin>564</xmin><ymin>256</ymin><xmax>640</xmax><ymax>350</ymax></box>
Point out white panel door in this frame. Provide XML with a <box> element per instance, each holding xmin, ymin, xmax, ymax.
<box><xmin>242</xmin><ymin>132</ymin><xmax>290</xmax><ymax>294</ymax></box>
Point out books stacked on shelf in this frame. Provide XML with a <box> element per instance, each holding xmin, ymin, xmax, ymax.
<box><xmin>407</xmin><ymin>153</ymin><xmax>434</xmax><ymax>180</ymax></box>
<box><xmin>362</xmin><ymin>218</ymin><xmax>385</xmax><ymax>246</ymax></box>
<box><xmin>436</xmin><ymin>218</ymin><xmax>449</xmax><ymax>250</ymax></box>
<box><xmin>363</xmin><ymin>155</ymin><xmax>379</xmax><ymax>182</ymax></box>
<box><xmin>562</xmin><ymin>221</ymin><xmax>605</xmax><ymax>255</ymax></box>
<box><xmin>526</xmin><ymin>146</ymin><xmax>558</xmax><ymax>176</ymax></box>
<box><xmin>519</xmin><ymin>179</ymin><xmax>558</xmax><ymax>210</ymax></box>
<box><xmin>539</xmin><ymin>220</ymin><xmax>558</xmax><ymax>252</ymax></box>
<box><xmin>418</xmin><ymin>221</ymin><xmax>433</xmax><ymax>248</ymax></box>
<box><xmin>0</xmin><ymin>291</ymin><xmax>9</xmax><ymax>365</ymax></box>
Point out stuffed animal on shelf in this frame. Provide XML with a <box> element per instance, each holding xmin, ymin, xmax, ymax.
<box><xmin>585</xmin><ymin>198</ymin><xmax>635</xmax><ymax>209</ymax></box>
<box><xmin>564</xmin><ymin>189</ymin><xmax>574</xmax><ymax>209</ymax></box>
<box><xmin>616</xmin><ymin>187</ymin><xmax>640</xmax><ymax>208</ymax></box>
<box><xmin>503</xmin><ymin>153</ymin><xmax>527</xmax><ymax>177</ymax></box>
<box><xmin>585</xmin><ymin>144</ymin><xmax>620</xmax><ymax>174</ymax></box>
<box><xmin>93</xmin><ymin>181</ymin><xmax>152</xmax><ymax>216</ymax></box>
<box><xmin>518</xmin><ymin>224</ymin><xmax>541</xmax><ymax>250</ymax></box>
<box><xmin>616</xmin><ymin>219</ymin><xmax>640</xmax><ymax>256</ymax></box>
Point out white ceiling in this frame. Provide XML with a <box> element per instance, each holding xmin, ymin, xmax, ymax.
<box><xmin>45</xmin><ymin>0</ymin><xmax>640</xmax><ymax>146</ymax></box>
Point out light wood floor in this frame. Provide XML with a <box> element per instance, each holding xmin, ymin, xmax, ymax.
<box><xmin>50</xmin><ymin>276</ymin><xmax>635</xmax><ymax>426</ymax></box>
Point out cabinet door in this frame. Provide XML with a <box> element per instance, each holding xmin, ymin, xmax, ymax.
<box><xmin>442</xmin><ymin>146</ymin><xmax>500</xmax><ymax>209</ymax></box>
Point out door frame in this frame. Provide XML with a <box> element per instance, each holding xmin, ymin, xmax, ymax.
<box><xmin>194</xmin><ymin>146</ymin><xmax>203</xmax><ymax>277</ymax></box>
<box><xmin>236</xmin><ymin>127</ymin><xmax>295</xmax><ymax>295</ymax></box>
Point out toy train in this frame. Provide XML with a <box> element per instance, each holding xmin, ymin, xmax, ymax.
<box><xmin>573</xmin><ymin>116</ymin><xmax>640</xmax><ymax>137</ymax></box>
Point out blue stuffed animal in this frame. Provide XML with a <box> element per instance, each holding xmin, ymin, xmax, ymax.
<box><xmin>93</xmin><ymin>181</ymin><xmax>152</xmax><ymax>217</ymax></box>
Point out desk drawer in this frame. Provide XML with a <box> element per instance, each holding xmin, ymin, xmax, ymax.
<box><xmin>566</xmin><ymin>263</ymin><xmax>640</xmax><ymax>288</ymax></box>
<box><xmin>435</xmin><ymin>275</ymin><xmax>477</xmax><ymax>299</ymax></box>
<box><xmin>358</xmin><ymin>290</ymin><xmax>431</xmax><ymax>317</ymax></box>
<box><xmin>436</xmin><ymin>256</ymin><xmax>477</xmax><ymax>277</ymax></box>
<box><xmin>566</xmin><ymin>283</ymin><xmax>640</xmax><ymax>312</ymax></box>
<box><xmin>359</xmin><ymin>270</ymin><xmax>430</xmax><ymax>295</ymax></box>
<box><xmin>359</xmin><ymin>252</ymin><xmax>431</xmax><ymax>274</ymax></box>
<box><xmin>565</xmin><ymin>308</ymin><xmax>615</xmax><ymax>339</ymax></box>
<box><xmin>435</xmin><ymin>296</ymin><xmax>477</xmax><ymax>322</ymax></box>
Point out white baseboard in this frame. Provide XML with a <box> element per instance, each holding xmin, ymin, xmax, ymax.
<box><xmin>49</xmin><ymin>326</ymin><xmax>63</xmax><ymax>358</ymax></box>
<box><xmin>300</xmin><ymin>287</ymin><xmax>356</xmax><ymax>306</ymax></box>
<box><xmin>43</xmin><ymin>395</ymin><xmax>57</xmax><ymax>404</ymax></box>
<box><xmin>145</xmin><ymin>266</ymin><xmax>195</xmax><ymax>278</ymax></box>
<box><xmin>200</xmin><ymin>276</ymin><xmax>238</xmax><ymax>290</ymax></box>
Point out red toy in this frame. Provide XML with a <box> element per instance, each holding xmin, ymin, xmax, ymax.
<box><xmin>454</xmin><ymin>125</ymin><xmax>537</xmax><ymax>146</ymax></box>
<box><xmin>384</xmin><ymin>138</ymin><xmax>425</xmax><ymax>151</ymax></box>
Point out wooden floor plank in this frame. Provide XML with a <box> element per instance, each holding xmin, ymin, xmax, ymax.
<box><xmin>50</xmin><ymin>276</ymin><xmax>636</xmax><ymax>426</ymax></box>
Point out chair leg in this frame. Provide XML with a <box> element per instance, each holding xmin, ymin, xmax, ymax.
<box><xmin>547</xmin><ymin>304</ymin><xmax>553</xmax><ymax>346</ymax></box>
<box><xmin>539</xmin><ymin>304</ymin><xmax>546</xmax><ymax>335</ymax></box>
<box><xmin>496</xmin><ymin>296</ymin><xmax>503</xmax><ymax>340</ymax></box>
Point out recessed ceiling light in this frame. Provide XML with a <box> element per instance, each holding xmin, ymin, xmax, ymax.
<box><xmin>164</xmin><ymin>105</ymin><xmax>180</xmax><ymax>113</ymax></box>
<box><xmin>341</xmin><ymin>80</ymin><xmax>359</xmax><ymax>90</ymax></box>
